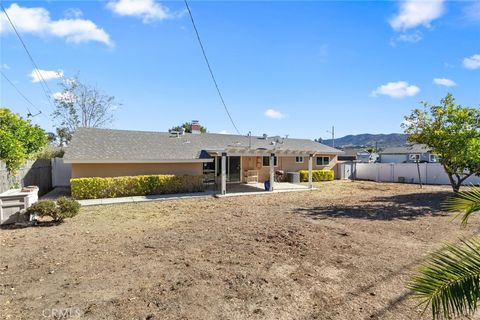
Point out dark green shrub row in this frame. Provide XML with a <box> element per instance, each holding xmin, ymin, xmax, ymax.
<box><xmin>299</xmin><ymin>169</ymin><xmax>334</xmax><ymax>182</ymax></box>
<box><xmin>70</xmin><ymin>174</ymin><xmax>204</xmax><ymax>199</ymax></box>
<box><xmin>27</xmin><ymin>197</ymin><xmax>81</xmax><ymax>222</ymax></box>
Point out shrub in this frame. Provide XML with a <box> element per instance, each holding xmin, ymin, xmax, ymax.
<box><xmin>26</xmin><ymin>198</ymin><xmax>81</xmax><ymax>222</ymax></box>
<box><xmin>56</xmin><ymin>197</ymin><xmax>80</xmax><ymax>219</ymax></box>
<box><xmin>35</xmin><ymin>145</ymin><xmax>65</xmax><ymax>160</ymax></box>
<box><xmin>70</xmin><ymin>174</ymin><xmax>204</xmax><ymax>200</ymax></box>
<box><xmin>299</xmin><ymin>169</ymin><xmax>334</xmax><ymax>182</ymax></box>
<box><xmin>26</xmin><ymin>200</ymin><xmax>59</xmax><ymax>220</ymax></box>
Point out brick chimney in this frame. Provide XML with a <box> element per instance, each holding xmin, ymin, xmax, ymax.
<box><xmin>191</xmin><ymin>120</ymin><xmax>202</xmax><ymax>134</ymax></box>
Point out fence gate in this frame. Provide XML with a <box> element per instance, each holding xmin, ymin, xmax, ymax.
<box><xmin>51</xmin><ymin>158</ymin><xmax>71</xmax><ymax>187</ymax></box>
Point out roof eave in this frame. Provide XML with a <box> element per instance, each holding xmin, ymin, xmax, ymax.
<box><xmin>63</xmin><ymin>159</ymin><xmax>213</xmax><ymax>164</ymax></box>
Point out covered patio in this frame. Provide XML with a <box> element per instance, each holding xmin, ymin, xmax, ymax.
<box><xmin>206</xmin><ymin>146</ymin><xmax>318</xmax><ymax>195</ymax></box>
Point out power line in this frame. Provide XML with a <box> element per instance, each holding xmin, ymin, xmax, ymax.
<box><xmin>1</xmin><ymin>3</ymin><xmax>55</xmax><ymax>112</ymax></box>
<box><xmin>184</xmin><ymin>0</ymin><xmax>241</xmax><ymax>135</ymax></box>
<box><xmin>0</xmin><ymin>70</ymin><xmax>47</xmax><ymax>119</ymax></box>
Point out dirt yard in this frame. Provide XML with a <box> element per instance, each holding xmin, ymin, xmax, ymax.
<box><xmin>1</xmin><ymin>181</ymin><xmax>478</xmax><ymax>320</ymax></box>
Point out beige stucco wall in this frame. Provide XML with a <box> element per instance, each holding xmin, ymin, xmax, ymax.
<box><xmin>71</xmin><ymin>162</ymin><xmax>203</xmax><ymax>178</ymax></box>
<box><xmin>240</xmin><ymin>155</ymin><xmax>338</xmax><ymax>182</ymax></box>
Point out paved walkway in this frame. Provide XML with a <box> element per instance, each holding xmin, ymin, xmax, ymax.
<box><xmin>40</xmin><ymin>187</ymin><xmax>70</xmax><ymax>200</ymax></box>
<box><xmin>42</xmin><ymin>183</ymin><xmax>313</xmax><ymax>206</ymax></box>
<box><xmin>78</xmin><ymin>191</ymin><xmax>217</xmax><ymax>206</ymax></box>
<box><xmin>217</xmin><ymin>183</ymin><xmax>314</xmax><ymax>198</ymax></box>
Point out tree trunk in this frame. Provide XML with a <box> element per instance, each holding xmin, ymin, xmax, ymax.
<box><xmin>447</xmin><ymin>173</ymin><xmax>460</xmax><ymax>193</ymax></box>
<box><xmin>446</xmin><ymin>172</ymin><xmax>473</xmax><ymax>193</ymax></box>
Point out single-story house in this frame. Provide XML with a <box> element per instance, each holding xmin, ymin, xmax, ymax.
<box><xmin>338</xmin><ymin>147</ymin><xmax>378</xmax><ymax>163</ymax></box>
<box><xmin>378</xmin><ymin>144</ymin><xmax>438</xmax><ymax>163</ymax></box>
<box><xmin>64</xmin><ymin>126</ymin><xmax>342</xmax><ymax>194</ymax></box>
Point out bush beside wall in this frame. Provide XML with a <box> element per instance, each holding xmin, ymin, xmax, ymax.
<box><xmin>299</xmin><ymin>169</ymin><xmax>334</xmax><ymax>182</ymax></box>
<box><xmin>71</xmin><ymin>174</ymin><xmax>204</xmax><ymax>200</ymax></box>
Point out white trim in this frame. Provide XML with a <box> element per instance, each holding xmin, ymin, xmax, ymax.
<box><xmin>315</xmin><ymin>156</ymin><xmax>330</xmax><ymax>167</ymax></box>
<box><xmin>63</xmin><ymin>159</ymin><xmax>213</xmax><ymax>164</ymax></box>
<box><xmin>295</xmin><ymin>156</ymin><xmax>304</xmax><ymax>163</ymax></box>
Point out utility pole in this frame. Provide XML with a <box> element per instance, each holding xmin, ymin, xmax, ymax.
<box><xmin>327</xmin><ymin>126</ymin><xmax>335</xmax><ymax>148</ymax></box>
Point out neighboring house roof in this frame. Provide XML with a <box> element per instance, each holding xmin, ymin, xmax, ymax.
<box><xmin>341</xmin><ymin>147</ymin><xmax>371</xmax><ymax>157</ymax></box>
<box><xmin>64</xmin><ymin>128</ymin><xmax>342</xmax><ymax>163</ymax></box>
<box><xmin>378</xmin><ymin>144</ymin><xmax>431</xmax><ymax>155</ymax></box>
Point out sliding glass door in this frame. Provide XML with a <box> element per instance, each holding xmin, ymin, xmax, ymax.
<box><xmin>216</xmin><ymin>156</ymin><xmax>241</xmax><ymax>183</ymax></box>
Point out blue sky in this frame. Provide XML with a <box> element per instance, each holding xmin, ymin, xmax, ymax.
<box><xmin>1</xmin><ymin>0</ymin><xmax>479</xmax><ymax>140</ymax></box>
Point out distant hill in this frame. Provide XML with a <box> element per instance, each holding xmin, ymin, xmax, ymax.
<box><xmin>322</xmin><ymin>133</ymin><xmax>407</xmax><ymax>148</ymax></box>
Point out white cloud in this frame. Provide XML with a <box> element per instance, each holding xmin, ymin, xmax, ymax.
<box><xmin>218</xmin><ymin>130</ymin><xmax>229</xmax><ymax>134</ymax></box>
<box><xmin>264</xmin><ymin>109</ymin><xmax>286</xmax><ymax>120</ymax></box>
<box><xmin>107</xmin><ymin>0</ymin><xmax>176</xmax><ymax>23</ymax></box>
<box><xmin>463</xmin><ymin>54</ymin><xmax>480</xmax><ymax>70</ymax></box>
<box><xmin>390</xmin><ymin>32</ymin><xmax>422</xmax><ymax>46</ymax></box>
<box><xmin>0</xmin><ymin>3</ymin><xmax>112</xmax><ymax>46</ymax></box>
<box><xmin>29</xmin><ymin>69</ymin><xmax>63</xmax><ymax>83</ymax></box>
<box><xmin>390</xmin><ymin>0</ymin><xmax>445</xmax><ymax>31</ymax></box>
<box><xmin>64</xmin><ymin>8</ymin><xmax>83</xmax><ymax>19</ymax></box>
<box><xmin>1</xmin><ymin>64</ymin><xmax>9</xmax><ymax>70</ymax></box>
<box><xmin>433</xmin><ymin>77</ymin><xmax>456</xmax><ymax>87</ymax></box>
<box><xmin>371</xmin><ymin>81</ymin><xmax>420</xmax><ymax>98</ymax></box>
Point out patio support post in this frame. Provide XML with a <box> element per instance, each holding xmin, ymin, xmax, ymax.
<box><xmin>221</xmin><ymin>152</ymin><xmax>227</xmax><ymax>195</ymax></box>
<box><xmin>308</xmin><ymin>154</ymin><xmax>313</xmax><ymax>189</ymax></box>
<box><xmin>269</xmin><ymin>153</ymin><xmax>275</xmax><ymax>191</ymax></box>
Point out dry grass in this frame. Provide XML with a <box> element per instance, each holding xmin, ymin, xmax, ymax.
<box><xmin>1</xmin><ymin>180</ymin><xmax>477</xmax><ymax>320</ymax></box>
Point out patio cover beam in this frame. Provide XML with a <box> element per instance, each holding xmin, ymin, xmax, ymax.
<box><xmin>221</xmin><ymin>152</ymin><xmax>227</xmax><ymax>195</ymax></box>
<box><xmin>308</xmin><ymin>154</ymin><xmax>313</xmax><ymax>189</ymax></box>
<box><xmin>269</xmin><ymin>153</ymin><xmax>275</xmax><ymax>191</ymax></box>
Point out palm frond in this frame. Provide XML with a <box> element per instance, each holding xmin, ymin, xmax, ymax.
<box><xmin>444</xmin><ymin>188</ymin><xmax>480</xmax><ymax>226</ymax></box>
<box><xmin>409</xmin><ymin>238</ymin><xmax>480</xmax><ymax>319</ymax></box>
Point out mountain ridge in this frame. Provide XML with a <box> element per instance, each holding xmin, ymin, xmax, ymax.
<box><xmin>322</xmin><ymin>133</ymin><xmax>408</xmax><ymax>148</ymax></box>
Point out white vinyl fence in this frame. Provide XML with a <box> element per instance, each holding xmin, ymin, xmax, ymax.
<box><xmin>51</xmin><ymin>158</ymin><xmax>71</xmax><ymax>187</ymax></box>
<box><xmin>347</xmin><ymin>163</ymin><xmax>480</xmax><ymax>186</ymax></box>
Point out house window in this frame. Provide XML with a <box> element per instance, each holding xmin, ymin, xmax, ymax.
<box><xmin>316</xmin><ymin>156</ymin><xmax>330</xmax><ymax>166</ymax></box>
<box><xmin>295</xmin><ymin>156</ymin><xmax>304</xmax><ymax>163</ymax></box>
<box><xmin>262</xmin><ymin>156</ymin><xmax>278</xmax><ymax>167</ymax></box>
<box><xmin>409</xmin><ymin>154</ymin><xmax>420</xmax><ymax>161</ymax></box>
<box><xmin>429</xmin><ymin>154</ymin><xmax>438</xmax><ymax>162</ymax></box>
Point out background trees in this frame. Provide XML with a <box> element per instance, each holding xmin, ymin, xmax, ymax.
<box><xmin>0</xmin><ymin>107</ymin><xmax>47</xmax><ymax>174</ymax></box>
<box><xmin>52</xmin><ymin>76</ymin><xmax>118</xmax><ymax>144</ymax></box>
<box><xmin>169</xmin><ymin>122</ymin><xmax>207</xmax><ymax>133</ymax></box>
<box><xmin>402</xmin><ymin>93</ymin><xmax>480</xmax><ymax>192</ymax></box>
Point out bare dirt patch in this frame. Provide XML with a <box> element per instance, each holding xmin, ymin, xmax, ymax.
<box><xmin>1</xmin><ymin>181</ymin><xmax>477</xmax><ymax>320</ymax></box>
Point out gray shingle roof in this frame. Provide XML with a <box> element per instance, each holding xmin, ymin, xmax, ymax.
<box><xmin>64</xmin><ymin>128</ymin><xmax>342</xmax><ymax>163</ymax></box>
<box><xmin>378</xmin><ymin>144</ymin><xmax>431</xmax><ymax>155</ymax></box>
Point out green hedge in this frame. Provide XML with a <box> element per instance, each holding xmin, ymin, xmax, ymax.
<box><xmin>71</xmin><ymin>174</ymin><xmax>204</xmax><ymax>200</ymax></box>
<box><xmin>299</xmin><ymin>169</ymin><xmax>334</xmax><ymax>182</ymax></box>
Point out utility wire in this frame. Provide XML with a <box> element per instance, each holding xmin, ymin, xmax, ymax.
<box><xmin>1</xmin><ymin>70</ymin><xmax>39</xmax><ymax>112</ymax></box>
<box><xmin>1</xmin><ymin>3</ymin><xmax>55</xmax><ymax>112</ymax></box>
<box><xmin>0</xmin><ymin>70</ymin><xmax>48</xmax><ymax>120</ymax></box>
<box><xmin>184</xmin><ymin>0</ymin><xmax>241</xmax><ymax>135</ymax></box>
